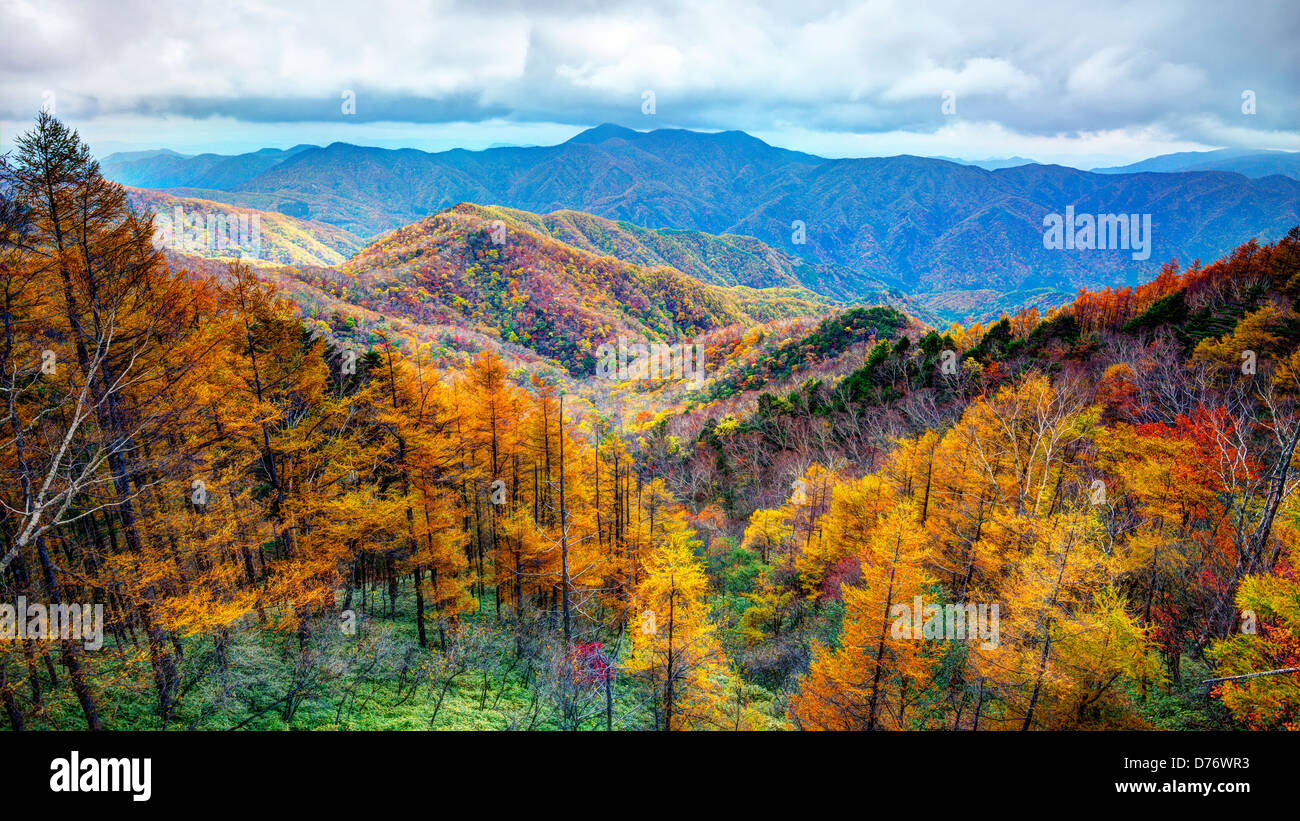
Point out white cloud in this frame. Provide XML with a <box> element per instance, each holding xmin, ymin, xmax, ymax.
<box><xmin>882</xmin><ymin>57</ymin><xmax>1040</xmax><ymax>101</ymax></box>
<box><xmin>0</xmin><ymin>0</ymin><xmax>1294</xmax><ymax>163</ymax></box>
<box><xmin>1066</xmin><ymin>47</ymin><xmax>1205</xmax><ymax>104</ymax></box>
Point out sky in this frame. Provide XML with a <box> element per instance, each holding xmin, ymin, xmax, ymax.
<box><xmin>1</xmin><ymin>0</ymin><xmax>1296</xmax><ymax>167</ymax></box>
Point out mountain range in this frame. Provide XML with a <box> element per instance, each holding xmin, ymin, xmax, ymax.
<box><xmin>1092</xmin><ymin>148</ymin><xmax>1300</xmax><ymax>180</ymax></box>
<box><xmin>104</xmin><ymin>125</ymin><xmax>1300</xmax><ymax>322</ymax></box>
<box><xmin>103</xmin><ymin>144</ymin><xmax>319</xmax><ymax>190</ymax></box>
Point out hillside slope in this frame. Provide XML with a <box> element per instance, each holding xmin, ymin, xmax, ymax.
<box><xmin>278</xmin><ymin>203</ymin><xmax>834</xmax><ymax>374</ymax></box>
<box><xmin>127</xmin><ymin>187</ymin><xmax>365</xmax><ymax>266</ymax></box>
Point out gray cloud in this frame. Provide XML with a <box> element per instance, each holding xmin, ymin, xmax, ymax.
<box><xmin>1</xmin><ymin>0</ymin><xmax>1295</xmax><ymax>155</ymax></box>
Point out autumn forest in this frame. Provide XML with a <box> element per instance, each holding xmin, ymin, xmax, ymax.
<box><xmin>1</xmin><ymin>112</ymin><xmax>1298</xmax><ymax>735</ymax></box>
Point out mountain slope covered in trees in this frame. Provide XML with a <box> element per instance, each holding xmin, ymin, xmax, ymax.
<box><xmin>126</xmin><ymin>187</ymin><xmax>366</xmax><ymax>266</ymax></box>
<box><xmin>632</xmin><ymin>227</ymin><xmax>1300</xmax><ymax>728</ymax></box>
<box><xmin>308</xmin><ymin>202</ymin><xmax>834</xmax><ymax>374</ymax></box>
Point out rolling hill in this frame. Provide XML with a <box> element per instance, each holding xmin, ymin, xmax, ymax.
<box><xmin>432</xmin><ymin>203</ymin><xmax>915</xmax><ymax>303</ymax></box>
<box><xmin>931</xmin><ymin>155</ymin><xmax>1037</xmax><ymax>170</ymax></box>
<box><xmin>126</xmin><ymin>187</ymin><xmax>366</xmax><ymax>266</ymax></box>
<box><xmin>259</xmin><ymin>203</ymin><xmax>835</xmax><ymax>374</ymax></box>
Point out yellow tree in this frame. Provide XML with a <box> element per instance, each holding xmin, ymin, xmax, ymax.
<box><xmin>791</xmin><ymin>503</ymin><xmax>933</xmax><ymax>729</ymax></box>
<box><xmin>625</xmin><ymin>516</ymin><xmax>737</xmax><ymax>730</ymax></box>
<box><xmin>461</xmin><ymin>350</ymin><xmax>525</xmax><ymax>617</ymax></box>
<box><xmin>1207</xmin><ymin>575</ymin><xmax>1300</xmax><ymax>729</ymax></box>
<box><xmin>380</xmin><ymin>343</ymin><xmax>476</xmax><ymax>648</ymax></box>
<box><xmin>1</xmin><ymin>112</ymin><xmax>222</xmax><ymax>724</ymax></box>
<box><xmin>971</xmin><ymin>509</ymin><xmax>1157</xmax><ymax>729</ymax></box>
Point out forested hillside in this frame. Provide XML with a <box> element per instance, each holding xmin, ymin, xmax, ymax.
<box><xmin>327</xmin><ymin>203</ymin><xmax>832</xmax><ymax>374</ymax></box>
<box><xmin>126</xmin><ymin>187</ymin><xmax>366</xmax><ymax>266</ymax></box>
<box><xmin>637</xmin><ymin>232</ymin><xmax>1300</xmax><ymax>728</ymax></box>
<box><xmin>3</xmin><ymin>115</ymin><xmax>1297</xmax><ymax>732</ymax></box>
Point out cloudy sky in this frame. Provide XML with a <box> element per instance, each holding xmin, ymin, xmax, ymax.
<box><xmin>1</xmin><ymin>0</ymin><xmax>1296</xmax><ymax>166</ymax></box>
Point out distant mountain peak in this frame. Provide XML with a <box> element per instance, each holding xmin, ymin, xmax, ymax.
<box><xmin>100</xmin><ymin>148</ymin><xmax>190</xmax><ymax>162</ymax></box>
<box><xmin>565</xmin><ymin>123</ymin><xmax>793</xmax><ymax>157</ymax></box>
<box><xmin>567</xmin><ymin>123</ymin><xmax>641</xmax><ymax>144</ymax></box>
